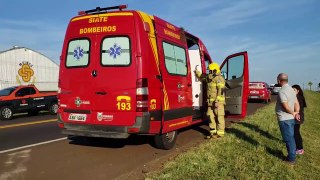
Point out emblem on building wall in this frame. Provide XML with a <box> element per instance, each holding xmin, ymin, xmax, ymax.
<box><xmin>17</xmin><ymin>61</ymin><xmax>36</xmax><ymax>84</ymax></box>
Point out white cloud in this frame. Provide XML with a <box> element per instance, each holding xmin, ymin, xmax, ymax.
<box><xmin>0</xmin><ymin>0</ymin><xmax>318</xmax><ymax>86</ymax></box>
<box><xmin>0</xmin><ymin>19</ymin><xmax>65</xmax><ymax>63</ymax></box>
<box><xmin>0</xmin><ymin>19</ymin><xmax>45</xmax><ymax>28</ymax></box>
<box><xmin>200</xmin><ymin>1</ymin><xmax>268</xmax><ymax>29</ymax></box>
<box><xmin>244</xmin><ymin>40</ymin><xmax>320</xmax><ymax>85</ymax></box>
<box><xmin>197</xmin><ymin>31</ymin><xmax>320</xmax><ymax>85</ymax></box>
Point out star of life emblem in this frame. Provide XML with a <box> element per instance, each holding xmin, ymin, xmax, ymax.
<box><xmin>109</xmin><ymin>43</ymin><xmax>122</xmax><ymax>59</ymax></box>
<box><xmin>73</xmin><ymin>46</ymin><xmax>84</xmax><ymax>60</ymax></box>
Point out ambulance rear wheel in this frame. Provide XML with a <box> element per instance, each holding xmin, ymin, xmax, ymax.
<box><xmin>154</xmin><ymin>130</ymin><xmax>177</xmax><ymax>150</ymax></box>
<box><xmin>0</xmin><ymin>106</ymin><xmax>13</xmax><ymax>120</ymax></box>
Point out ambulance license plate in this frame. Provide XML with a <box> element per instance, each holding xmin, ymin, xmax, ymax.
<box><xmin>68</xmin><ymin>113</ymin><xmax>87</xmax><ymax>121</ymax></box>
<box><xmin>250</xmin><ymin>96</ymin><xmax>259</xmax><ymax>99</ymax></box>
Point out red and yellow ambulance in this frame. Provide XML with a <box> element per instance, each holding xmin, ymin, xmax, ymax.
<box><xmin>57</xmin><ymin>5</ymin><xmax>249</xmax><ymax>149</ymax></box>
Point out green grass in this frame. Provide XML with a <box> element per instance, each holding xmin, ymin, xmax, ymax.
<box><xmin>146</xmin><ymin>91</ymin><xmax>320</xmax><ymax>180</ymax></box>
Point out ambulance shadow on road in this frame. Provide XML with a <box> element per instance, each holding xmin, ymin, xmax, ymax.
<box><xmin>67</xmin><ymin>135</ymin><xmax>155</xmax><ymax>149</ymax></box>
<box><xmin>67</xmin><ymin>123</ymin><xmax>210</xmax><ymax>149</ymax></box>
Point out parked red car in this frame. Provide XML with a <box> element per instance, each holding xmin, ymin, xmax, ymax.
<box><xmin>248</xmin><ymin>82</ymin><xmax>271</xmax><ymax>103</ymax></box>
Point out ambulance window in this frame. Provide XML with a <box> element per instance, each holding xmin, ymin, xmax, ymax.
<box><xmin>163</xmin><ymin>42</ymin><xmax>187</xmax><ymax>76</ymax></box>
<box><xmin>101</xmin><ymin>37</ymin><xmax>131</xmax><ymax>66</ymax></box>
<box><xmin>204</xmin><ymin>57</ymin><xmax>210</xmax><ymax>74</ymax></box>
<box><xmin>222</xmin><ymin>55</ymin><xmax>244</xmax><ymax>80</ymax></box>
<box><xmin>228</xmin><ymin>55</ymin><xmax>244</xmax><ymax>79</ymax></box>
<box><xmin>66</xmin><ymin>39</ymin><xmax>90</xmax><ymax>67</ymax></box>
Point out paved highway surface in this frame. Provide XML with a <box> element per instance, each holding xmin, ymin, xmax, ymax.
<box><xmin>0</xmin><ymin>97</ymin><xmax>275</xmax><ymax>180</ymax></box>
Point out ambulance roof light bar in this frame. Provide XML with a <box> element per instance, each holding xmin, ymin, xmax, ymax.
<box><xmin>78</xmin><ymin>5</ymin><xmax>128</xmax><ymax>15</ymax></box>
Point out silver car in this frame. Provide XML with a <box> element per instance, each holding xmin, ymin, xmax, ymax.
<box><xmin>271</xmin><ymin>84</ymin><xmax>281</xmax><ymax>95</ymax></box>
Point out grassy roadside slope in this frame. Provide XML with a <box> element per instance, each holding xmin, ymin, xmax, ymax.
<box><xmin>146</xmin><ymin>91</ymin><xmax>320</xmax><ymax>179</ymax></box>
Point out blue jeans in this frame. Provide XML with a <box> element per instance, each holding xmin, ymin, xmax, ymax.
<box><xmin>278</xmin><ymin>119</ymin><xmax>296</xmax><ymax>162</ymax></box>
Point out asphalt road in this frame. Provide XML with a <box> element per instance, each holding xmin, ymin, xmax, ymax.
<box><xmin>0</xmin><ymin>96</ymin><xmax>276</xmax><ymax>180</ymax></box>
<box><xmin>0</xmin><ymin>112</ymin><xmax>64</xmax><ymax>151</ymax></box>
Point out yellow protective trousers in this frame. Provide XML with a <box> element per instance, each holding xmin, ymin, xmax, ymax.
<box><xmin>206</xmin><ymin>103</ymin><xmax>225</xmax><ymax>136</ymax></box>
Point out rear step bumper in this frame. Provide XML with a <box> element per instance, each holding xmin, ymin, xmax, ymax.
<box><xmin>63</xmin><ymin>130</ymin><xmax>129</xmax><ymax>139</ymax></box>
<box><xmin>57</xmin><ymin>113</ymin><xmax>150</xmax><ymax>139</ymax></box>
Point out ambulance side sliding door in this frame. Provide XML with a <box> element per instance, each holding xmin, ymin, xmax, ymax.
<box><xmin>154</xmin><ymin>21</ymin><xmax>193</xmax><ymax>133</ymax></box>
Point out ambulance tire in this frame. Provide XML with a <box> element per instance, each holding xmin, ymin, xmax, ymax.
<box><xmin>154</xmin><ymin>130</ymin><xmax>177</xmax><ymax>150</ymax></box>
<box><xmin>0</xmin><ymin>106</ymin><xmax>13</xmax><ymax>120</ymax></box>
<box><xmin>49</xmin><ymin>102</ymin><xmax>58</xmax><ymax>115</ymax></box>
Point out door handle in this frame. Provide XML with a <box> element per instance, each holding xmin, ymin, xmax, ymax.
<box><xmin>187</xmin><ymin>83</ymin><xmax>192</xmax><ymax>87</ymax></box>
<box><xmin>95</xmin><ymin>91</ymin><xmax>107</xmax><ymax>95</ymax></box>
<box><xmin>177</xmin><ymin>83</ymin><xmax>185</xmax><ymax>89</ymax></box>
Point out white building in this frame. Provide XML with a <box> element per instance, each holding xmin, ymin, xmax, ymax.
<box><xmin>0</xmin><ymin>46</ymin><xmax>59</xmax><ymax>91</ymax></box>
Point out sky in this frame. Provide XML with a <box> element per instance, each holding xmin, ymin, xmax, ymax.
<box><xmin>1</xmin><ymin>0</ymin><xmax>319</xmax><ymax>89</ymax></box>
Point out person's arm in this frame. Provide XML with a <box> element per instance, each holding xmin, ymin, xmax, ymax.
<box><xmin>294</xmin><ymin>98</ymin><xmax>301</xmax><ymax>121</ymax></box>
<box><xmin>282</xmin><ymin>102</ymin><xmax>296</xmax><ymax>116</ymax></box>
<box><xmin>194</xmin><ymin>69</ymin><xmax>206</xmax><ymax>81</ymax></box>
<box><xmin>294</xmin><ymin>98</ymin><xmax>300</xmax><ymax>113</ymax></box>
<box><xmin>279</xmin><ymin>91</ymin><xmax>299</xmax><ymax>117</ymax></box>
<box><xmin>215</xmin><ymin>76</ymin><xmax>226</xmax><ymax>107</ymax></box>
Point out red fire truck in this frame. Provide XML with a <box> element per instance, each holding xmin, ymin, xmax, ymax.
<box><xmin>57</xmin><ymin>5</ymin><xmax>249</xmax><ymax>149</ymax></box>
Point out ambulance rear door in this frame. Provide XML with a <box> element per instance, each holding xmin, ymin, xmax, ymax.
<box><xmin>59</xmin><ymin>18</ymin><xmax>100</xmax><ymax>125</ymax></box>
<box><xmin>60</xmin><ymin>12</ymin><xmax>138</xmax><ymax>127</ymax></box>
<box><xmin>93</xmin><ymin>12</ymin><xmax>138</xmax><ymax>126</ymax></box>
<box><xmin>220</xmin><ymin>51</ymin><xmax>249</xmax><ymax>118</ymax></box>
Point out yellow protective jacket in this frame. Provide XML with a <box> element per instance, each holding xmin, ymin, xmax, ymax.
<box><xmin>195</xmin><ymin>70</ymin><xmax>226</xmax><ymax>106</ymax></box>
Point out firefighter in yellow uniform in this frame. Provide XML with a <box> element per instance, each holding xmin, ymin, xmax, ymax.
<box><xmin>195</xmin><ymin>63</ymin><xmax>226</xmax><ymax>139</ymax></box>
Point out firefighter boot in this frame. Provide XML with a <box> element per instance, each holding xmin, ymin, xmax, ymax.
<box><xmin>205</xmin><ymin>129</ymin><xmax>217</xmax><ymax>139</ymax></box>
